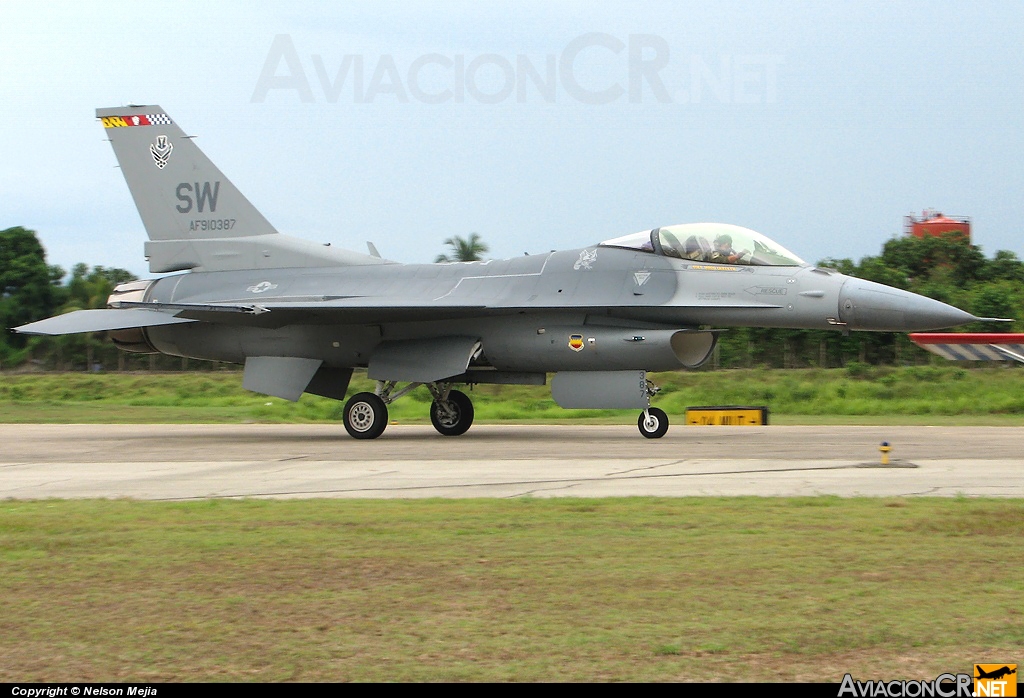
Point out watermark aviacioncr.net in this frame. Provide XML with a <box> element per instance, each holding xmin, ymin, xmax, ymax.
<box><xmin>251</xmin><ymin>33</ymin><xmax>784</xmax><ymax>105</ymax></box>
<box><xmin>838</xmin><ymin>665</ymin><xmax>1018</xmax><ymax>698</ymax></box>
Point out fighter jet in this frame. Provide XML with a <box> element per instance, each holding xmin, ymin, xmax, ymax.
<box><xmin>15</xmin><ymin>105</ymin><xmax>985</xmax><ymax>439</ymax></box>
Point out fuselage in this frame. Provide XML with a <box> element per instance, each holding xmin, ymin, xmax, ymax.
<box><xmin>121</xmin><ymin>243</ymin><xmax>975</xmax><ymax>374</ymax></box>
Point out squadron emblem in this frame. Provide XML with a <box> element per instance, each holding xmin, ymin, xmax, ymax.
<box><xmin>150</xmin><ymin>135</ymin><xmax>173</xmax><ymax>169</ymax></box>
<box><xmin>573</xmin><ymin>248</ymin><xmax>597</xmax><ymax>271</ymax></box>
<box><xmin>568</xmin><ymin>334</ymin><xmax>585</xmax><ymax>352</ymax></box>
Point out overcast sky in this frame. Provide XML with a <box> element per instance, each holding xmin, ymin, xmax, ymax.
<box><xmin>2</xmin><ymin>0</ymin><xmax>1022</xmax><ymax>278</ymax></box>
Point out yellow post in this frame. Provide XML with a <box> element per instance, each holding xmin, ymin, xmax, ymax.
<box><xmin>879</xmin><ymin>441</ymin><xmax>892</xmax><ymax>465</ymax></box>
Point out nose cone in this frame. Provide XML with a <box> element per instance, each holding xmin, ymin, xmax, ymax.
<box><xmin>838</xmin><ymin>278</ymin><xmax>977</xmax><ymax>331</ymax></box>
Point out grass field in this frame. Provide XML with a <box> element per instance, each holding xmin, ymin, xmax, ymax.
<box><xmin>2</xmin><ymin>365</ymin><xmax>1024</xmax><ymax>424</ymax></box>
<box><xmin>3</xmin><ymin>368</ymin><xmax>1021</xmax><ymax>681</ymax></box>
<box><xmin>1</xmin><ymin>497</ymin><xmax>1021</xmax><ymax>682</ymax></box>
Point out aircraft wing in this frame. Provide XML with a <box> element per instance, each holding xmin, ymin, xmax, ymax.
<box><xmin>129</xmin><ymin>296</ymin><xmax>772</xmax><ymax>326</ymax></box>
<box><xmin>15</xmin><ymin>293</ymin><xmax>776</xmax><ymax>336</ymax></box>
<box><xmin>12</xmin><ymin>300</ymin><xmax>494</xmax><ymax>335</ymax></box>
<box><xmin>909</xmin><ymin>333</ymin><xmax>1024</xmax><ymax>364</ymax></box>
<box><xmin>228</xmin><ymin>298</ymin><xmax>493</xmax><ymax>325</ymax></box>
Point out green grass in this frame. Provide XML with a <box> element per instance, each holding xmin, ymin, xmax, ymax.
<box><xmin>2</xmin><ymin>365</ymin><xmax>1024</xmax><ymax>424</ymax></box>
<box><xmin>1</xmin><ymin>497</ymin><xmax>1021</xmax><ymax>681</ymax></box>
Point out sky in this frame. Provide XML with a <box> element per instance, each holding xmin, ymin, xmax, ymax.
<box><xmin>2</xmin><ymin>0</ymin><xmax>1023</xmax><ymax>279</ymax></box>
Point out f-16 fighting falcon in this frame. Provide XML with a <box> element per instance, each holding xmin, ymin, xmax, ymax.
<box><xmin>15</xmin><ymin>106</ymin><xmax>986</xmax><ymax>439</ymax></box>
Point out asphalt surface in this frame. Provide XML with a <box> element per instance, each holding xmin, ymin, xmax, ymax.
<box><xmin>1</xmin><ymin>423</ymin><xmax>1021</xmax><ymax>499</ymax></box>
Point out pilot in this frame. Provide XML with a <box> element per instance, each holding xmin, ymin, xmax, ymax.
<box><xmin>709</xmin><ymin>234</ymin><xmax>748</xmax><ymax>264</ymax></box>
<box><xmin>682</xmin><ymin>235</ymin><xmax>707</xmax><ymax>260</ymax></box>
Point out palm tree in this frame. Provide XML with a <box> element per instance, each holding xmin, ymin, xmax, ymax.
<box><xmin>435</xmin><ymin>233</ymin><xmax>489</xmax><ymax>262</ymax></box>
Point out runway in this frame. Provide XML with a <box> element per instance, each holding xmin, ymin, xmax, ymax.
<box><xmin>1</xmin><ymin>424</ymin><xmax>1021</xmax><ymax>500</ymax></box>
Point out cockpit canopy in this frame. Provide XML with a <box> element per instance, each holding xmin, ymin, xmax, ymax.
<box><xmin>599</xmin><ymin>223</ymin><xmax>805</xmax><ymax>266</ymax></box>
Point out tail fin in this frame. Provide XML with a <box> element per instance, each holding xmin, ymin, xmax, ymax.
<box><xmin>97</xmin><ymin>106</ymin><xmax>276</xmax><ymax>242</ymax></box>
<box><xmin>98</xmin><ymin>105</ymin><xmax>388</xmax><ymax>272</ymax></box>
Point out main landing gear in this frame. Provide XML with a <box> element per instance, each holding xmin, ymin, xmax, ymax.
<box><xmin>342</xmin><ymin>380</ymin><xmax>475</xmax><ymax>440</ymax></box>
<box><xmin>428</xmin><ymin>386</ymin><xmax>474</xmax><ymax>436</ymax></box>
<box><xmin>342</xmin><ymin>392</ymin><xmax>389</xmax><ymax>440</ymax></box>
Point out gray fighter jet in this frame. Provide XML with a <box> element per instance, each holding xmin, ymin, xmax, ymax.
<box><xmin>15</xmin><ymin>105</ymin><xmax>983</xmax><ymax>438</ymax></box>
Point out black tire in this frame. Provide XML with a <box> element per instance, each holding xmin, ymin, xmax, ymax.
<box><xmin>638</xmin><ymin>407</ymin><xmax>669</xmax><ymax>439</ymax></box>
<box><xmin>343</xmin><ymin>392</ymin><xmax>389</xmax><ymax>439</ymax></box>
<box><xmin>430</xmin><ymin>389</ymin><xmax>474</xmax><ymax>436</ymax></box>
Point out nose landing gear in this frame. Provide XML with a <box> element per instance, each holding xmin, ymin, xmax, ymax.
<box><xmin>638</xmin><ymin>407</ymin><xmax>669</xmax><ymax>438</ymax></box>
<box><xmin>637</xmin><ymin>378</ymin><xmax>668</xmax><ymax>438</ymax></box>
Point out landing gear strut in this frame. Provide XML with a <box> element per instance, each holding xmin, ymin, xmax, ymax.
<box><xmin>637</xmin><ymin>378</ymin><xmax>669</xmax><ymax>438</ymax></box>
<box><xmin>428</xmin><ymin>385</ymin><xmax>475</xmax><ymax>436</ymax></box>
<box><xmin>341</xmin><ymin>380</ymin><xmax>476</xmax><ymax>439</ymax></box>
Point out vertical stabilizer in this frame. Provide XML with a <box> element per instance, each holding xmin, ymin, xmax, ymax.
<box><xmin>97</xmin><ymin>105</ymin><xmax>390</xmax><ymax>272</ymax></box>
<box><xmin>97</xmin><ymin>105</ymin><xmax>276</xmax><ymax>241</ymax></box>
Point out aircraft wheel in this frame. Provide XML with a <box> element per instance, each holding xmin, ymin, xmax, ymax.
<box><xmin>343</xmin><ymin>392</ymin><xmax>389</xmax><ymax>439</ymax></box>
<box><xmin>430</xmin><ymin>389</ymin><xmax>474</xmax><ymax>436</ymax></box>
<box><xmin>638</xmin><ymin>407</ymin><xmax>669</xmax><ymax>439</ymax></box>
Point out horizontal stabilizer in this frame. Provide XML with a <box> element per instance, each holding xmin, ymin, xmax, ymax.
<box><xmin>14</xmin><ymin>309</ymin><xmax>196</xmax><ymax>336</ymax></box>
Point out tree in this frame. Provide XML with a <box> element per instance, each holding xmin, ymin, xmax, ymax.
<box><xmin>879</xmin><ymin>231</ymin><xmax>987</xmax><ymax>288</ymax></box>
<box><xmin>41</xmin><ymin>264</ymin><xmax>139</xmax><ymax>371</ymax></box>
<box><xmin>435</xmin><ymin>233</ymin><xmax>489</xmax><ymax>262</ymax></box>
<box><xmin>63</xmin><ymin>264</ymin><xmax>137</xmax><ymax>312</ymax></box>
<box><xmin>0</xmin><ymin>227</ymin><xmax>59</xmax><ymax>351</ymax></box>
<box><xmin>970</xmin><ymin>282</ymin><xmax>1019</xmax><ymax>332</ymax></box>
<box><xmin>816</xmin><ymin>257</ymin><xmax>857</xmax><ymax>275</ymax></box>
<box><xmin>988</xmin><ymin>250</ymin><xmax>1024</xmax><ymax>283</ymax></box>
<box><xmin>854</xmin><ymin>255</ymin><xmax>910</xmax><ymax>290</ymax></box>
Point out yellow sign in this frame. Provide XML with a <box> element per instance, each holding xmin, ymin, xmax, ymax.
<box><xmin>101</xmin><ymin>116</ymin><xmax>128</xmax><ymax>128</ymax></box>
<box><xmin>685</xmin><ymin>406</ymin><xmax>768</xmax><ymax>426</ymax></box>
<box><xmin>975</xmin><ymin>664</ymin><xmax>1017</xmax><ymax>697</ymax></box>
